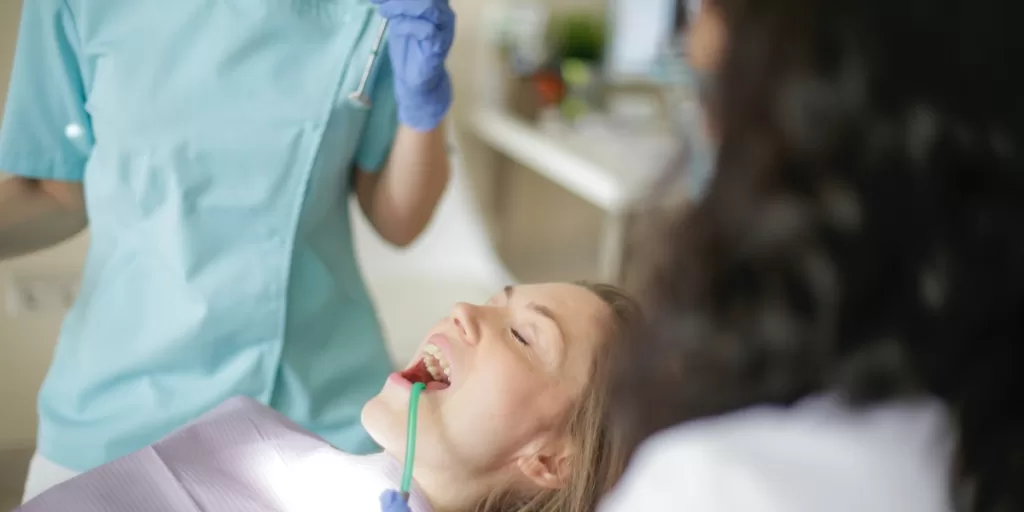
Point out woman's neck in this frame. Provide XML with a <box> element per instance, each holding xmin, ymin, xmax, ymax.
<box><xmin>386</xmin><ymin>455</ymin><xmax>511</xmax><ymax>512</ymax></box>
<box><xmin>412</xmin><ymin>465</ymin><xmax>492</xmax><ymax>512</ymax></box>
<box><xmin>365</xmin><ymin>450</ymin><xmax>511</xmax><ymax>511</ymax></box>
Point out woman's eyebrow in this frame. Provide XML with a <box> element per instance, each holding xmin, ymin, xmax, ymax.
<box><xmin>528</xmin><ymin>302</ymin><xmax>567</xmax><ymax>366</ymax></box>
<box><xmin>505</xmin><ymin>286</ymin><xmax>562</xmax><ymax>329</ymax></box>
<box><xmin>526</xmin><ymin>303</ymin><xmax>562</xmax><ymax>333</ymax></box>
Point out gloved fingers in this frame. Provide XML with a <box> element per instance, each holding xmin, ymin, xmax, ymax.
<box><xmin>385</xmin><ymin>16</ymin><xmax>437</xmax><ymax>42</ymax></box>
<box><xmin>391</xmin><ymin>41</ymin><xmax>447</xmax><ymax>82</ymax></box>
<box><xmin>368</xmin><ymin>0</ymin><xmax>451</xmax><ymax>10</ymax></box>
<box><xmin>371</xmin><ymin>0</ymin><xmax>454</xmax><ymax>26</ymax></box>
<box><xmin>375</xmin><ymin>0</ymin><xmax>455</xmax><ymax>126</ymax></box>
<box><xmin>379</xmin><ymin>490</ymin><xmax>412</xmax><ymax>512</ymax></box>
<box><xmin>387</xmin><ymin>16</ymin><xmax>455</xmax><ymax>54</ymax></box>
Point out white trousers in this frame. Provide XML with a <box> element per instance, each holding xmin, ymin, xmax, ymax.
<box><xmin>21</xmin><ymin>453</ymin><xmax>80</xmax><ymax>504</ymax></box>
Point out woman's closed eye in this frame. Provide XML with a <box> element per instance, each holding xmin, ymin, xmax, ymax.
<box><xmin>510</xmin><ymin>327</ymin><xmax>530</xmax><ymax>346</ymax></box>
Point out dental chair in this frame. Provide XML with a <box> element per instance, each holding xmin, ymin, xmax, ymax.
<box><xmin>351</xmin><ymin>128</ymin><xmax>517</xmax><ymax>364</ymax></box>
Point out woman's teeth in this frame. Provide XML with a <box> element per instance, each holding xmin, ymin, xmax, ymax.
<box><xmin>424</xmin><ymin>343</ymin><xmax>451</xmax><ymax>382</ymax></box>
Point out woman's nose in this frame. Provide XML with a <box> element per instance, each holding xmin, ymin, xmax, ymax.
<box><xmin>452</xmin><ymin>302</ymin><xmax>481</xmax><ymax>345</ymax></box>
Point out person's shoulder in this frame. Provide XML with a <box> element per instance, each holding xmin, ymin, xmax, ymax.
<box><xmin>602</xmin><ymin>397</ymin><xmax>955</xmax><ymax>512</ymax></box>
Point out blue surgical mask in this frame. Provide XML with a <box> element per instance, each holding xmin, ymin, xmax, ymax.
<box><xmin>677</xmin><ymin>91</ymin><xmax>716</xmax><ymax>201</ymax></box>
<box><xmin>659</xmin><ymin>51</ymin><xmax>718</xmax><ymax>202</ymax></box>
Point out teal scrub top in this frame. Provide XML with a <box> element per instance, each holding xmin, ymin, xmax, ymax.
<box><xmin>0</xmin><ymin>0</ymin><xmax>399</xmax><ymax>472</ymax></box>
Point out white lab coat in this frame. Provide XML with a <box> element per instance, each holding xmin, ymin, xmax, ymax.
<box><xmin>600</xmin><ymin>396</ymin><xmax>955</xmax><ymax>512</ymax></box>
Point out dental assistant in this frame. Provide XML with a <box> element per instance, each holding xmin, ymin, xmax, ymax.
<box><xmin>599</xmin><ymin>0</ymin><xmax>1023</xmax><ymax>510</ymax></box>
<box><xmin>0</xmin><ymin>0</ymin><xmax>455</xmax><ymax>502</ymax></box>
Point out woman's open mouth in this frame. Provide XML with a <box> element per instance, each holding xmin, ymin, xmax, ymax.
<box><xmin>399</xmin><ymin>342</ymin><xmax>452</xmax><ymax>391</ymax></box>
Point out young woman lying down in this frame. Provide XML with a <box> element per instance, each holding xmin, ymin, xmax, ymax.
<box><xmin>17</xmin><ymin>282</ymin><xmax>640</xmax><ymax>512</ymax></box>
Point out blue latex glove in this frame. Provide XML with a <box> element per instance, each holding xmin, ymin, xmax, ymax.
<box><xmin>369</xmin><ymin>0</ymin><xmax>456</xmax><ymax>131</ymax></box>
<box><xmin>380</xmin><ymin>490</ymin><xmax>413</xmax><ymax>512</ymax></box>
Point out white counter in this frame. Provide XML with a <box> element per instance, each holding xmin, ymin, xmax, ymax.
<box><xmin>469</xmin><ymin>107</ymin><xmax>676</xmax><ymax>281</ymax></box>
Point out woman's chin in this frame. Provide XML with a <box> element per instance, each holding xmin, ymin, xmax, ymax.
<box><xmin>361</xmin><ymin>393</ymin><xmax>414</xmax><ymax>454</ymax></box>
<box><xmin>363</xmin><ymin>394</ymin><xmax>451</xmax><ymax>472</ymax></box>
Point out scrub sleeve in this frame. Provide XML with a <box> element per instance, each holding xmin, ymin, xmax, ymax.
<box><xmin>0</xmin><ymin>0</ymin><xmax>93</xmax><ymax>181</ymax></box>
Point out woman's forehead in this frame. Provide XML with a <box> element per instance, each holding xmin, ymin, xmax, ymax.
<box><xmin>501</xmin><ymin>283</ymin><xmax>605</xmax><ymax>314</ymax></box>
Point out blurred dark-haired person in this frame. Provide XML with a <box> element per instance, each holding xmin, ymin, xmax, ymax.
<box><xmin>601</xmin><ymin>0</ymin><xmax>1023</xmax><ymax>511</ymax></box>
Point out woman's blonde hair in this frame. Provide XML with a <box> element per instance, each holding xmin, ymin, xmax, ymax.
<box><xmin>476</xmin><ymin>282</ymin><xmax>642</xmax><ymax>512</ymax></box>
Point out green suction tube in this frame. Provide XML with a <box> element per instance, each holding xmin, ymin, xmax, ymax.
<box><xmin>400</xmin><ymin>382</ymin><xmax>426</xmax><ymax>500</ymax></box>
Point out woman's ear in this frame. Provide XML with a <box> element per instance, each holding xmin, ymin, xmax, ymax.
<box><xmin>516</xmin><ymin>440</ymin><xmax>572</xmax><ymax>490</ymax></box>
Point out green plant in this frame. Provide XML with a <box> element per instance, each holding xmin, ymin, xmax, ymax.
<box><xmin>548</xmin><ymin>13</ymin><xmax>605</xmax><ymax>63</ymax></box>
